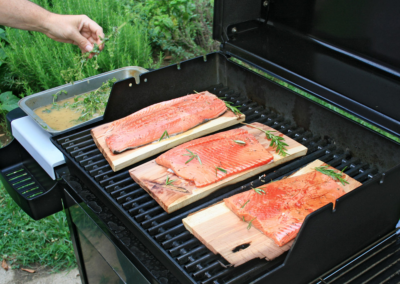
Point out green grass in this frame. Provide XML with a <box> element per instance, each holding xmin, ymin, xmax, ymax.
<box><xmin>0</xmin><ymin>181</ymin><xmax>76</xmax><ymax>271</ymax></box>
<box><xmin>231</xmin><ymin>58</ymin><xmax>400</xmax><ymax>144</ymax></box>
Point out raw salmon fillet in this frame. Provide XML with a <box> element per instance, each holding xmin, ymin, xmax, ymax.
<box><xmin>155</xmin><ymin>128</ymin><xmax>274</xmax><ymax>187</ymax></box>
<box><xmin>224</xmin><ymin>171</ymin><xmax>346</xmax><ymax>246</ymax></box>
<box><xmin>104</xmin><ymin>91</ymin><xmax>227</xmax><ymax>153</ymax></box>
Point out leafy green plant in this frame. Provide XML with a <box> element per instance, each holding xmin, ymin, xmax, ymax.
<box><xmin>0</xmin><ymin>0</ymin><xmax>154</xmax><ymax>96</ymax></box>
<box><xmin>0</xmin><ymin>91</ymin><xmax>19</xmax><ymax>142</ymax></box>
<box><xmin>131</xmin><ymin>0</ymin><xmax>219</xmax><ymax>60</ymax></box>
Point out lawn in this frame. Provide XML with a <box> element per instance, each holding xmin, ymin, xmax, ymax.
<box><xmin>0</xmin><ymin>181</ymin><xmax>76</xmax><ymax>270</ymax></box>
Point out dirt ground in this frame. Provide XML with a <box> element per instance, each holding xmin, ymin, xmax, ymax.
<box><xmin>0</xmin><ymin>263</ymin><xmax>81</xmax><ymax>284</ymax></box>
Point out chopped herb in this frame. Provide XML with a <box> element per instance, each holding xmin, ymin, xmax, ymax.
<box><xmin>52</xmin><ymin>90</ymin><xmax>67</xmax><ymax>104</ymax></box>
<box><xmin>233</xmin><ymin>140</ymin><xmax>246</xmax><ymax>145</ymax></box>
<box><xmin>42</xmin><ymin>109</ymin><xmax>51</xmax><ymax>113</ymax></box>
<box><xmin>315</xmin><ymin>165</ymin><xmax>350</xmax><ymax>186</ymax></box>
<box><xmin>159</xmin><ymin>130</ymin><xmax>170</xmax><ymax>141</ymax></box>
<box><xmin>242</xmin><ymin>216</ymin><xmax>245</xmax><ymax>222</ymax></box>
<box><xmin>183</xmin><ymin>149</ymin><xmax>202</xmax><ymax>165</ymax></box>
<box><xmin>215</xmin><ymin>167</ymin><xmax>228</xmax><ymax>176</ymax></box>
<box><xmin>247</xmin><ymin>217</ymin><xmax>257</xmax><ymax>230</ymax></box>
<box><xmin>241</xmin><ymin>122</ymin><xmax>289</xmax><ymax>156</ymax></box>
<box><xmin>253</xmin><ymin>187</ymin><xmax>265</xmax><ymax>195</ymax></box>
<box><xmin>165</xmin><ymin>176</ymin><xmax>176</xmax><ymax>186</ymax></box>
<box><xmin>241</xmin><ymin>199</ymin><xmax>250</xmax><ymax>209</ymax></box>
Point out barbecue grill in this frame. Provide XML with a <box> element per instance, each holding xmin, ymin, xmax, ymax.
<box><xmin>1</xmin><ymin>0</ymin><xmax>400</xmax><ymax>283</ymax></box>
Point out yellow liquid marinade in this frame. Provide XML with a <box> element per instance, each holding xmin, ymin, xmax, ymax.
<box><xmin>34</xmin><ymin>96</ymin><xmax>101</xmax><ymax>131</ymax></box>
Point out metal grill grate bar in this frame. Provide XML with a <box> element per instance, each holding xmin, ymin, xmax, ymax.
<box><xmin>54</xmin><ymin>84</ymin><xmax>382</xmax><ymax>284</ymax></box>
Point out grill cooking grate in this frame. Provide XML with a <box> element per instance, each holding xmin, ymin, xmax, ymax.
<box><xmin>313</xmin><ymin>229</ymin><xmax>400</xmax><ymax>284</ymax></box>
<box><xmin>56</xmin><ymin>84</ymin><xmax>379</xmax><ymax>283</ymax></box>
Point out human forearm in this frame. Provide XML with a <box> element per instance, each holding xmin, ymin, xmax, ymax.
<box><xmin>0</xmin><ymin>0</ymin><xmax>104</xmax><ymax>55</ymax></box>
<box><xmin>0</xmin><ymin>0</ymin><xmax>51</xmax><ymax>33</ymax></box>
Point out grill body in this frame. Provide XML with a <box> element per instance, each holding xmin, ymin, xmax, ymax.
<box><xmin>52</xmin><ymin>52</ymin><xmax>400</xmax><ymax>284</ymax></box>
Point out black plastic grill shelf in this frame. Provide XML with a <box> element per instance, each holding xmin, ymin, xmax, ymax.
<box><xmin>1</xmin><ymin>164</ymin><xmax>44</xmax><ymax>199</ymax></box>
<box><xmin>55</xmin><ymin>84</ymin><xmax>380</xmax><ymax>284</ymax></box>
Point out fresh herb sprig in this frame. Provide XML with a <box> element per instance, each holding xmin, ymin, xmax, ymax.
<box><xmin>47</xmin><ymin>78</ymin><xmax>115</xmax><ymax>122</ymax></box>
<box><xmin>223</xmin><ymin>100</ymin><xmax>242</xmax><ymax>117</ymax></box>
<box><xmin>165</xmin><ymin>176</ymin><xmax>176</xmax><ymax>186</ymax></box>
<box><xmin>74</xmin><ymin>78</ymin><xmax>116</xmax><ymax>122</ymax></box>
<box><xmin>193</xmin><ymin>90</ymin><xmax>243</xmax><ymax>117</ymax></box>
<box><xmin>159</xmin><ymin>130</ymin><xmax>170</xmax><ymax>141</ymax></box>
<box><xmin>183</xmin><ymin>149</ymin><xmax>202</xmax><ymax>165</ymax></box>
<box><xmin>241</xmin><ymin>122</ymin><xmax>289</xmax><ymax>156</ymax></box>
<box><xmin>253</xmin><ymin>187</ymin><xmax>265</xmax><ymax>195</ymax></box>
<box><xmin>61</xmin><ymin>23</ymin><xmax>126</xmax><ymax>84</ymax></box>
<box><xmin>240</xmin><ymin>199</ymin><xmax>250</xmax><ymax>209</ymax></box>
<box><xmin>233</xmin><ymin>140</ymin><xmax>246</xmax><ymax>145</ymax></box>
<box><xmin>315</xmin><ymin>165</ymin><xmax>349</xmax><ymax>186</ymax></box>
<box><xmin>247</xmin><ymin>217</ymin><xmax>257</xmax><ymax>230</ymax></box>
<box><xmin>215</xmin><ymin>167</ymin><xmax>227</xmax><ymax>177</ymax></box>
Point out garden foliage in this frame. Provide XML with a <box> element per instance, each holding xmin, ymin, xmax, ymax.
<box><xmin>0</xmin><ymin>183</ymin><xmax>76</xmax><ymax>270</ymax></box>
<box><xmin>131</xmin><ymin>0</ymin><xmax>218</xmax><ymax>60</ymax></box>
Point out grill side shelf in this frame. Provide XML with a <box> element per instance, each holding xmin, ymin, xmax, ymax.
<box><xmin>0</xmin><ymin>162</ymin><xmax>62</xmax><ymax>220</ymax></box>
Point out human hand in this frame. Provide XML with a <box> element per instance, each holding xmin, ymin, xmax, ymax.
<box><xmin>44</xmin><ymin>14</ymin><xmax>104</xmax><ymax>59</ymax></box>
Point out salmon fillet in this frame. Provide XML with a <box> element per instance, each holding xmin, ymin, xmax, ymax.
<box><xmin>155</xmin><ymin>128</ymin><xmax>274</xmax><ymax>187</ymax></box>
<box><xmin>105</xmin><ymin>91</ymin><xmax>227</xmax><ymax>153</ymax></box>
<box><xmin>224</xmin><ymin>171</ymin><xmax>346</xmax><ymax>246</ymax></box>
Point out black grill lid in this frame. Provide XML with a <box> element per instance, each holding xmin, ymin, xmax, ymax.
<box><xmin>213</xmin><ymin>0</ymin><xmax>400</xmax><ymax>139</ymax></box>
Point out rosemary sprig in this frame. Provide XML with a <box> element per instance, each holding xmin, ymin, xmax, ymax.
<box><xmin>194</xmin><ymin>90</ymin><xmax>243</xmax><ymax>117</ymax></box>
<box><xmin>159</xmin><ymin>130</ymin><xmax>170</xmax><ymax>141</ymax></box>
<box><xmin>52</xmin><ymin>90</ymin><xmax>67</xmax><ymax>104</ymax></box>
<box><xmin>61</xmin><ymin>23</ymin><xmax>126</xmax><ymax>84</ymax></box>
<box><xmin>183</xmin><ymin>149</ymin><xmax>202</xmax><ymax>165</ymax></box>
<box><xmin>241</xmin><ymin>122</ymin><xmax>289</xmax><ymax>157</ymax></box>
<box><xmin>165</xmin><ymin>176</ymin><xmax>176</xmax><ymax>186</ymax></box>
<box><xmin>253</xmin><ymin>187</ymin><xmax>265</xmax><ymax>195</ymax></box>
<box><xmin>240</xmin><ymin>199</ymin><xmax>250</xmax><ymax>209</ymax></box>
<box><xmin>223</xmin><ymin>100</ymin><xmax>242</xmax><ymax>117</ymax></box>
<box><xmin>247</xmin><ymin>217</ymin><xmax>257</xmax><ymax>230</ymax></box>
<box><xmin>215</xmin><ymin>167</ymin><xmax>228</xmax><ymax>177</ymax></box>
<box><xmin>315</xmin><ymin>165</ymin><xmax>349</xmax><ymax>186</ymax></box>
<box><xmin>233</xmin><ymin>140</ymin><xmax>246</xmax><ymax>145</ymax></box>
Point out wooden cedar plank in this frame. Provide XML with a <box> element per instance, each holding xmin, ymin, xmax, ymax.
<box><xmin>129</xmin><ymin>122</ymin><xmax>308</xmax><ymax>213</ymax></box>
<box><xmin>91</xmin><ymin>110</ymin><xmax>244</xmax><ymax>172</ymax></box>
<box><xmin>182</xmin><ymin>159</ymin><xmax>362</xmax><ymax>267</ymax></box>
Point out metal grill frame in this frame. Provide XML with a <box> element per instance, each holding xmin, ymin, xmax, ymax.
<box><xmin>52</xmin><ymin>52</ymin><xmax>400</xmax><ymax>284</ymax></box>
